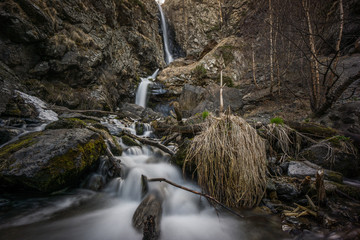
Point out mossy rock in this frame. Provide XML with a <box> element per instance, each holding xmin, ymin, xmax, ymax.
<box><xmin>326</xmin><ymin>181</ymin><xmax>360</xmax><ymax>200</ymax></box>
<box><xmin>46</xmin><ymin>118</ymin><xmax>86</xmax><ymax>130</ymax></box>
<box><xmin>287</xmin><ymin>121</ymin><xmax>338</xmax><ymax>139</ymax></box>
<box><xmin>0</xmin><ymin>129</ymin><xmax>106</xmax><ymax>192</ymax></box>
<box><xmin>121</xmin><ymin>135</ymin><xmax>141</xmax><ymax>147</ymax></box>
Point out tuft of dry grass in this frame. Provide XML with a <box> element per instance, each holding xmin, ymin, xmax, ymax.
<box><xmin>184</xmin><ymin>114</ymin><xmax>267</xmax><ymax>208</ymax></box>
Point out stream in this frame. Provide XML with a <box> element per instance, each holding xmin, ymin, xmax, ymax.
<box><xmin>0</xmin><ymin>118</ymin><xmax>287</xmax><ymax>240</ymax></box>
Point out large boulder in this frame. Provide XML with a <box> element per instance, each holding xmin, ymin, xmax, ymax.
<box><xmin>178</xmin><ymin>83</ymin><xmax>244</xmax><ymax>117</ymax></box>
<box><xmin>300</xmin><ymin>143</ymin><xmax>359</xmax><ymax>177</ymax></box>
<box><xmin>0</xmin><ymin>128</ymin><xmax>106</xmax><ymax>192</ymax></box>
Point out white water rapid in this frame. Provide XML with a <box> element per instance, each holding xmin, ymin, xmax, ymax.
<box><xmin>158</xmin><ymin>3</ymin><xmax>174</xmax><ymax>65</ymax></box>
<box><xmin>135</xmin><ymin>69</ymin><xmax>160</xmax><ymax>108</ymax></box>
<box><xmin>0</xmin><ymin>117</ymin><xmax>286</xmax><ymax>240</ymax></box>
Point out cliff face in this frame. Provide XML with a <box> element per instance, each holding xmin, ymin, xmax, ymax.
<box><xmin>0</xmin><ymin>0</ymin><xmax>165</xmax><ymax>111</ymax></box>
<box><xmin>162</xmin><ymin>0</ymin><xmax>250</xmax><ymax>58</ymax></box>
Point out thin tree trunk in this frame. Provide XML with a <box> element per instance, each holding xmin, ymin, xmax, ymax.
<box><xmin>220</xmin><ymin>70</ymin><xmax>224</xmax><ymax>115</ymax></box>
<box><xmin>302</xmin><ymin>0</ymin><xmax>321</xmax><ymax>110</ymax></box>
<box><xmin>269</xmin><ymin>0</ymin><xmax>274</xmax><ymax>95</ymax></box>
<box><xmin>252</xmin><ymin>43</ymin><xmax>259</xmax><ymax>88</ymax></box>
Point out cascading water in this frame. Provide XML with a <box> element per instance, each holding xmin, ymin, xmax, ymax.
<box><xmin>135</xmin><ymin>69</ymin><xmax>160</xmax><ymax>108</ymax></box>
<box><xmin>158</xmin><ymin>3</ymin><xmax>174</xmax><ymax>65</ymax></box>
<box><xmin>0</xmin><ymin>117</ymin><xmax>286</xmax><ymax>240</ymax></box>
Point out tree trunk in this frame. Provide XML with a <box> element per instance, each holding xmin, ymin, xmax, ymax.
<box><xmin>269</xmin><ymin>0</ymin><xmax>275</xmax><ymax>95</ymax></box>
<box><xmin>252</xmin><ymin>43</ymin><xmax>259</xmax><ymax>88</ymax></box>
<box><xmin>302</xmin><ymin>0</ymin><xmax>321</xmax><ymax>110</ymax></box>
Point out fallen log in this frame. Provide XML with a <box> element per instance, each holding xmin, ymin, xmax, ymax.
<box><xmin>122</xmin><ymin>132</ymin><xmax>175</xmax><ymax>156</ymax></box>
<box><xmin>153</xmin><ymin>123</ymin><xmax>203</xmax><ymax>135</ymax></box>
<box><xmin>146</xmin><ymin>177</ymin><xmax>244</xmax><ymax>218</ymax></box>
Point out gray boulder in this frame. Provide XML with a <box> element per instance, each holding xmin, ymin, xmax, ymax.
<box><xmin>0</xmin><ymin>128</ymin><xmax>106</xmax><ymax>192</ymax></box>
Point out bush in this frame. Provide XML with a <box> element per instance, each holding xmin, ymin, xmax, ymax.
<box><xmin>193</xmin><ymin>64</ymin><xmax>207</xmax><ymax>79</ymax></box>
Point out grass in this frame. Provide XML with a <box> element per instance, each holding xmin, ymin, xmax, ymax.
<box><xmin>270</xmin><ymin>117</ymin><xmax>284</xmax><ymax>125</ymax></box>
<box><xmin>201</xmin><ymin>110</ymin><xmax>209</xmax><ymax>120</ymax></box>
<box><xmin>184</xmin><ymin>114</ymin><xmax>267</xmax><ymax>208</ymax></box>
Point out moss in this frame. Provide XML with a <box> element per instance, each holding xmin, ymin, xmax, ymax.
<box><xmin>289</xmin><ymin>122</ymin><xmax>338</xmax><ymax>138</ymax></box>
<box><xmin>34</xmin><ymin>135</ymin><xmax>107</xmax><ymax>192</ymax></box>
<box><xmin>326</xmin><ymin>171</ymin><xmax>343</xmax><ymax>183</ymax></box>
<box><xmin>331</xmin><ymin>182</ymin><xmax>360</xmax><ymax>200</ymax></box>
<box><xmin>326</xmin><ymin>135</ymin><xmax>352</xmax><ymax>148</ymax></box>
<box><xmin>46</xmin><ymin>118</ymin><xmax>86</xmax><ymax>130</ymax></box>
<box><xmin>270</xmin><ymin>117</ymin><xmax>284</xmax><ymax>125</ymax></box>
<box><xmin>111</xmin><ymin>136</ymin><xmax>123</xmax><ymax>156</ymax></box>
<box><xmin>122</xmin><ymin>135</ymin><xmax>141</xmax><ymax>147</ymax></box>
<box><xmin>0</xmin><ymin>132</ymin><xmax>42</xmax><ymax>162</ymax></box>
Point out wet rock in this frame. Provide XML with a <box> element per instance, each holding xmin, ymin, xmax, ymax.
<box><xmin>132</xmin><ymin>192</ymin><xmax>163</xmax><ymax>239</ymax></box>
<box><xmin>0</xmin><ymin>128</ymin><xmax>107</xmax><ymax>192</ymax></box>
<box><xmin>120</xmin><ymin>103</ymin><xmax>163</xmax><ymax>122</ymax></box>
<box><xmin>274</xmin><ymin>180</ymin><xmax>300</xmax><ymax>201</ymax></box>
<box><xmin>300</xmin><ymin>143</ymin><xmax>359</xmax><ymax>177</ymax></box>
<box><xmin>287</xmin><ymin>161</ymin><xmax>343</xmax><ymax>183</ymax></box>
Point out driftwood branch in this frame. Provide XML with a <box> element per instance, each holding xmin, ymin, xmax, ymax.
<box><xmin>146</xmin><ymin>177</ymin><xmax>244</xmax><ymax>218</ymax></box>
<box><xmin>153</xmin><ymin>124</ymin><xmax>203</xmax><ymax>135</ymax></box>
<box><xmin>123</xmin><ymin>132</ymin><xmax>175</xmax><ymax>156</ymax></box>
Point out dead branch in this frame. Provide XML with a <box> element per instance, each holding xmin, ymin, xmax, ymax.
<box><xmin>122</xmin><ymin>132</ymin><xmax>175</xmax><ymax>156</ymax></box>
<box><xmin>146</xmin><ymin>177</ymin><xmax>244</xmax><ymax>218</ymax></box>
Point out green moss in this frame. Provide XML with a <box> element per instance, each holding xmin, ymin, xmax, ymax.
<box><xmin>270</xmin><ymin>117</ymin><xmax>284</xmax><ymax>125</ymax></box>
<box><xmin>111</xmin><ymin>136</ymin><xmax>123</xmax><ymax>156</ymax></box>
<box><xmin>291</xmin><ymin>122</ymin><xmax>338</xmax><ymax>138</ymax></box>
<box><xmin>121</xmin><ymin>135</ymin><xmax>141</xmax><ymax>147</ymax></box>
<box><xmin>34</xmin><ymin>136</ymin><xmax>106</xmax><ymax>192</ymax></box>
<box><xmin>0</xmin><ymin>132</ymin><xmax>42</xmax><ymax>161</ymax></box>
<box><xmin>332</xmin><ymin>182</ymin><xmax>360</xmax><ymax>200</ymax></box>
<box><xmin>202</xmin><ymin>110</ymin><xmax>209</xmax><ymax>120</ymax></box>
<box><xmin>326</xmin><ymin>171</ymin><xmax>343</xmax><ymax>183</ymax></box>
<box><xmin>326</xmin><ymin>135</ymin><xmax>352</xmax><ymax>148</ymax></box>
<box><xmin>46</xmin><ymin>118</ymin><xmax>86</xmax><ymax>130</ymax></box>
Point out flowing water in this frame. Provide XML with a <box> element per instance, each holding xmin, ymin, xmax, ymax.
<box><xmin>158</xmin><ymin>3</ymin><xmax>173</xmax><ymax>65</ymax></box>
<box><xmin>0</xmin><ymin>119</ymin><xmax>287</xmax><ymax>240</ymax></box>
<box><xmin>135</xmin><ymin>69</ymin><xmax>160</xmax><ymax>108</ymax></box>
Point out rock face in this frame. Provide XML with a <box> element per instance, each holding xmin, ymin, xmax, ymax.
<box><xmin>0</xmin><ymin>128</ymin><xmax>106</xmax><ymax>192</ymax></box>
<box><xmin>158</xmin><ymin>37</ymin><xmax>249</xmax><ymax>94</ymax></box>
<box><xmin>0</xmin><ymin>0</ymin><xmax>165</xmax><ymax>111</ymax></box>
<box><xmin>162</xmin><ymin>0</ymin><xmax>250</xmax><ymax>58</ymax></box>
<box><xmin>179</xmin><ymin>83</ymin><xmax>243</xmax><ymax>117</ymax></box>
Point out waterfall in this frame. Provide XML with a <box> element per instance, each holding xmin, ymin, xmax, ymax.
<box><xmin>158</xmin><ymin>3</ymin><xmax>174</xmax><ymax>65</ymax></box>
<box><xmin>135</xmin><ymin>69</ymin><xmax>160</xmax><ymax>108</ymax></box>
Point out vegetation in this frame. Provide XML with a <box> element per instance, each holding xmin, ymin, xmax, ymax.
<box><xmin>192</xmin><ymin>64</ymin><xmax>207</xmax><ymax>79</ymax></box>
<box><xmin>201</xmin><ymin>110</ymin><xmax>209</xmax><ymax>120</ymax></box>
<box><xmin>270</xmin><ymin>117</ymin><xmax>284</xmax><ymax>125</ymax></box>
<box><xmin>184</xmin><ymin>115</ymin><xmax>267</xmax><ymax>208</ymax></box>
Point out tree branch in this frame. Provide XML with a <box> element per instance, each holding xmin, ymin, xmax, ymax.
<box><xmin>146</xmin><ymin>177</ymin><xmax>244</xmax><ymax>218</ymax></box>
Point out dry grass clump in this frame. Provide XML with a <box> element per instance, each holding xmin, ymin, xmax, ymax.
<box><xmin>184</xmin><ymin>114</ymin><xmax>267</xmax><ymax>208</ymax></box>
<box><xmin>262</xmin><ymin>123</ymin><xmax>303</xmax><ymax>162</ymax></box>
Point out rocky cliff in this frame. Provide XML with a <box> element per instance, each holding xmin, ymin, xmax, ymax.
<box><xmin>162</xmin><ymin>0</ymin><xmax>252</xmax><ymax>58</ymax></box>
<box><xmin>0</xmin><ymin>0</ymin><xmax>165</xmax><ymax>112</ymax></box>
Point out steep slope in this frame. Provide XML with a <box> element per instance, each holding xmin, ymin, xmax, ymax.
<box><xmin>0</xmin><ymin>0</ymin><xmax>165</xmax><ymax>111</ymax></box>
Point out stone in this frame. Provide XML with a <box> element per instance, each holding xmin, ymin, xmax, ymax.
<box><xmin>300</xmin><ymin>143</ymin><xmax>359</xmax><ymax>177</ymax></box>
<box><xmin>287</xmin><ymin>161</ymin><xmax>343</xmax><ymax>183</ymax></box>
<box><xmin>0</xmin><ymin>128</ymin><xmax>106</xmax><ymax>192</ymax></box>
<box><xmin>273</xmin><ymin>180</ymin><xmax>300</xmax><ymax>201</ymax></box>
<box><xmin>0</xmin><ymin>0</ymin><xmax>166</xmax><ymax>111</ymax></box>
